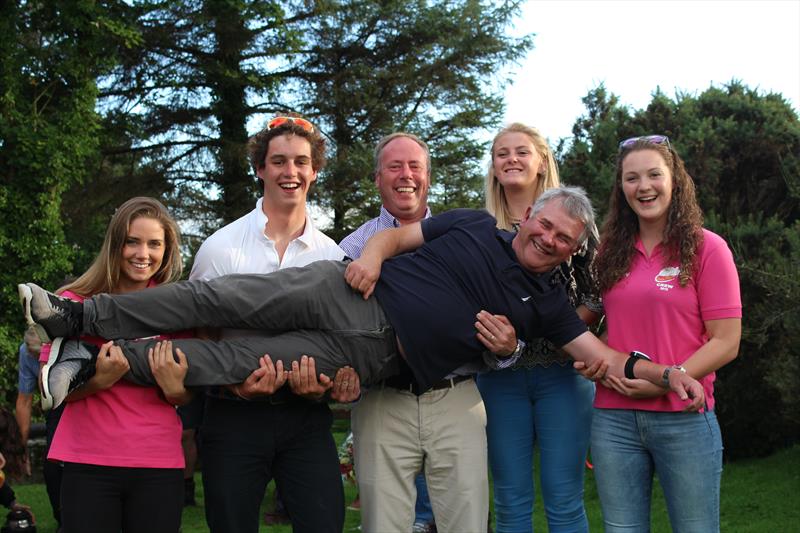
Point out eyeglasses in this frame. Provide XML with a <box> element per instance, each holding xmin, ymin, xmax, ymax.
<box><xmin>267</xmin><ymin>116</ymin><xmax>315</xmax><ymax>133</ymax></box>
<box><xmin>618</xmin><ymin>134</ymin><xmax>670</xmax><ymax>150</ymax></box>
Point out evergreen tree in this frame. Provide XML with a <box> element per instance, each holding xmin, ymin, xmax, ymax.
<box><xmin>0</xmin><ymin>0</ymin><xmax>132</xmax><ymax>396</ymax></box>
<box><xmin>96</xmin><ymin>0</ymin><xmax>532</xmax><ymax>239</ymax></box>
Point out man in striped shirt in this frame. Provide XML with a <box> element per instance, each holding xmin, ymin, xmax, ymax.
<box><xmin>340</xmin><ymin>133</ymin><xmax>501</xmax><ymax>533</ymax></box>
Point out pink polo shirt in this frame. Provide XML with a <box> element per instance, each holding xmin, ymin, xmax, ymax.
<box><xmin>596</xmin><ymin>229</ymin><xmax>741</xmax><ymax>412</ymax></box>
<box><xmin>41</xmin><ymin>289</ymin><xmax>184</xmax><ymax>469</ymax></box>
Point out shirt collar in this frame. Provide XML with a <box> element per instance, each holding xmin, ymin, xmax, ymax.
<box><xmin>253</xmin><ymin>197</ymin><xmax>316</xmax><ymax>247</ymax></box>
<box><xmin>633</xmin><ymin>235</ymin><xmax>664</xmax><ymax>257</ymax></box>
<box><xmin>379</xmin><ymin>205</ymin><xmax>432</xmax><ymax>228</ymax></box>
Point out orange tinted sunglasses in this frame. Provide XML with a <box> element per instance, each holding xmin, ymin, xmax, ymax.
<box><xmin>267</xmin><ymin>116</ymin><xmax>315</xmax><ymax>133</ymax></box>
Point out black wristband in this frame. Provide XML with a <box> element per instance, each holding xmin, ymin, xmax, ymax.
<box><xmin>624</xmin><ymin>351</ymin><xmax>651</xmax><ymax>379</ymax></box>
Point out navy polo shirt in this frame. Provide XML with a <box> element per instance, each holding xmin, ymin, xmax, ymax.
<box><xmin>374</xmin><ymin>209</ymin><xmax>586</xmax><ymax>391</ymax></box>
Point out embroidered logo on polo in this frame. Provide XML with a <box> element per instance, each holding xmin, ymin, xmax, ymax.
<box><xmin>654</xmin><ymin>267</ymin><xmax>679</xmax><ymax>291</ymax></box>
<box><xmin>521</xmin><ymin>296</ymin><xmax>532</xmax><ymax>302</ymax></box>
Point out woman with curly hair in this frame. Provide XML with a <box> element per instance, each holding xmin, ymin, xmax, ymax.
<box><xmin>590</xmin><ymin>136</ymin><xmax>741</xmax><ymax>532</ymax></box>
<box><xmin>477</xmin><ymin>123</ymin><xmax>601</xmax><ymax>533</ymax></box>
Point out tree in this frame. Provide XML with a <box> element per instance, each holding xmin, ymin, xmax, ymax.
<box><xmin>557</xmin><ymin>81</ymin><xmax>800</xmax><ymax>458</ymax></box>
<box><xmin>290</xmin><ymin>0</ymin><xmax>529</xmax><ymax>239</ymax></box>
<box><xmin>0</xmin><ymin>0</ymin><xmax>132</xmax><ymax>397</ymax></box>
<box><xmin>94</xmin><ymin>0</ymin><xmax>532</xmax><ymax>240</ymax></box>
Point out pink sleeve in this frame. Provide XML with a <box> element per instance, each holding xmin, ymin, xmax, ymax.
<box><xmin>39</xmin><ymin>342</ymin><xmax>51</xmax><ymax>363</ymax></box>
<box><xmin>697</xmin><ymin>231</ymin><xmax>742</xmax><ymax>321</ymax></box>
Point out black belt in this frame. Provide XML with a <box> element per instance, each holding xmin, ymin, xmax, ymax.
<box><xmin>382</xmin><ymin>374</ymin><xmax>472</xmax><ymax>393</ymax></box>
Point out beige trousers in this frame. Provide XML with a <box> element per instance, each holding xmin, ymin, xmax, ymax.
<box><xmin>352</xmin><ymin>378</ymin><xmax>489</xmax><ymax>533</ymax></box>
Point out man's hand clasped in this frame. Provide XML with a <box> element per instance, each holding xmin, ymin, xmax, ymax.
<box><xmin>345</xmin><ymin>256</ymin><xmax>381</xmax><ymax>299</ymax></box>
<box><xmin>474</xmin><ymin>310</ymin><xmax>517</xmax><ymax>356</ymax></box>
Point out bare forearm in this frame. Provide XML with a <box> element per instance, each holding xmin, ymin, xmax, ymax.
<box><xmin>14</xmin><ymin>395</ymin><xmax>32</xmax><ymax>445</ymax></box>
<box><xmin>65</xmin><ymin>377</ymin><xmax>108</xmax><ymax>402</ymax></box>
<box><xmin>163</xmin><ymin>387</ymin><xmax>193</xmax><ymax>406</ymax></box>
<box><xmin>360</xmin><ymin>223</ymin><xmax>423</xmax><ymax>262</ymax></box>
<box><xmin>682</xmin><ymin>318</ymin><xmax>741</xmax><ymax>378</ymax></box>
<box><xmin>564</xmin><ymin>332</ymin><xmax>667</xmax><ymax>386</ymax></box>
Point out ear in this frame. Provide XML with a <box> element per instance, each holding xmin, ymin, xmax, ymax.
<box><xmin>374</xmin><ymin>171</ymin><xmax>381</xmax><ymax>187</ymax></box>
<box><xmin>523</xmin><ymin>205</ymin><xmax>534</xmax><ymax>222</ymax></box>
<box><xmin>309</xmin><ymin>168</ymin><xmax>318</xmax><ymax>184</ymax></box>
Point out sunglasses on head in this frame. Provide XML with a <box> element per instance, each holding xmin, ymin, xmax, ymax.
<box><xmin>267</xmin><ymin>116</ymin><xmax>315</xmax><ymax>133</ymax></box>
<box><xmin>618</xmin><ymin>134</ymin><xmax>670</xmax><ymax>150</ymax></box>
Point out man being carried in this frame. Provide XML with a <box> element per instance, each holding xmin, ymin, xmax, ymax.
<box><xmin>20</xmin><ymin>187</ymin><xmax>705</xmax><ymax>413</ymax></box>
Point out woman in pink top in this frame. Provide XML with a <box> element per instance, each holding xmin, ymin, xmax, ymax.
<box><xmin>42</xmin><ymin>197</ymin><xmax>188</xmax><ymax>533</ymax></box>
<box><xmin>589</xmin><ymin>136</ymin><xmax>742</xmax><ymax>532</ymax></box>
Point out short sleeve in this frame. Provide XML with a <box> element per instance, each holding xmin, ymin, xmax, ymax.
<box><xmin>697</xmin><ymin>232</ymin><xmax>742</xmax><ymax>321</ymax></box>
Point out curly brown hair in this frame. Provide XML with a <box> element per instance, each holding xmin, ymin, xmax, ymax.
<box><xmin>248</xmin><ymin>114</ymin><xmax>326</xmax><ymax>174</ymax></box>
<box><xmin>595</xmin><ymin>139</ymin><xmax>704</xmax><ymax>292</ymax></box>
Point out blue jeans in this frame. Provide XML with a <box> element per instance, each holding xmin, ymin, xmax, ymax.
<box><xmin>477</xmin><ymin>365</ymin><xmax>594</xmax><ymax>533</ymax></box>
<box><xmin>414</xmin><ymin>473</ymin><xmax>434</xmax><ymax>525</ymax></box>
<box><xmin>591</xmin><ymin>408</ymin><xmax>723</xmax><ymax>533</ymax></box>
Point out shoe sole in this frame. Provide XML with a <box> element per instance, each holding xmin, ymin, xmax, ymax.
<box><xmin>40</xmin><ymin>337</ymin><xmax>63</xmax><ymax>411</ymax></box>
<box><xmin>18</xmin><ymin>283</ymin><xmax>53</xmax><ymax>343</ymax></box>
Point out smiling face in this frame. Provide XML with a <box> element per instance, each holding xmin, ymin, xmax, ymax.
<box><xmin>492</xmin><ymin>131</ymin><xmax>543</xmax><ymax>192</ymax></box>
<box><xmin>620</xmin><ymin>149</ymin><xmax>674</xmax><ymax>230</ymax></box>
<box><xmin>375</xmin><ymin>136</ymin><xmax>430</xmax><ymax>225</ymax></box>
<box><xmin>512</xmin><ymin>199</ymin><xmax>584</xmax><ymax>273</ymax></box>
<box><xmin>258</xmin><ymin>134</ymin><xmax>317</xmax><ymax>212</ymax></box>
<box><xmin>118</xmin><ymin>216</ymin><xmax>166</xmax><ymax>292</ymax></box>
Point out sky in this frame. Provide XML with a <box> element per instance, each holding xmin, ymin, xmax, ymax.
<box><xmin>501</xmin><ymin>0</ymin><xmax>800</xmax><ymax>144</ymax></box>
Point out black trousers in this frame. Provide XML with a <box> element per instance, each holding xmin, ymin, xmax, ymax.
<box><xmin>44</xmin><ymin>405</ymin><xmax>64</xmax><ymax>526</ymax></box>
<box><xmin>60</xmin><ymin>463</ymin><xmax>183</xmax><ymax>533</ymax></box>
<box><xmin>201</xmin><ymin>396</ymin><xmax>345</xmax><ymax>533</ymax></box>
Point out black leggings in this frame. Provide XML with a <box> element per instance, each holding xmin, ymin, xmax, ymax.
<box><xmin>60</xmin><ymin>463</ymin><xmax>183</xmax><ymax>533</ymax></box>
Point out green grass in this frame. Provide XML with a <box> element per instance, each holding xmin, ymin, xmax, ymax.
<box><xmin>14</xmin><ymin>441</ymin><xmax>799</xmax><ymax>532</ymax></box>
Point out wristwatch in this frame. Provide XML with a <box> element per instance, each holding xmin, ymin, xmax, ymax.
<box><xmin>661</xmin><ymin>365</ymin><xmax>687</xmax><ymax>387</ymax></box>
<box><xmin>624</xmin><ymin>350</ymin><xmax>652</xmax><ymax>379</ymax></box>
<box><xmin>507</xmin><ymin>339</ymin><xmax>526</xmax><ymax>358</ymax></box>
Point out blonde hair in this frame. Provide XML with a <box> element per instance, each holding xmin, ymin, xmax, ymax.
<box><xmin>60</xmin><ymin>197</ymin><xmax>183</xmax><ymax>296</ymax></box>
<box><xmin>485</xmin><ymin>123</ymin><xmax>560</xmax><ymax>230</ymax></box>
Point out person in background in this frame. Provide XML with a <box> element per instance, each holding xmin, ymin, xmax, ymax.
<box><xmin>15</xmin><ymin>328</ymin><xmax>41</xmax><ymax>471</ymax></box>
<box><xmin>588</xmin><ymin>135</ymin><xmax>741</xmax><ymax>532</ymax></box>
<box><xmin>477</xmin><ymin>123</ymin><xmax>599</xmax><ymax>533</ymax></box>
<box><xmin>0</xmin><ymin>410</ymin><xmax>35</xmax><ymax>524</ymax></box>
<box><xmin>40</xmin><ymin>196</ymin><xmax>190</xmax><ymax>533</ymax></box>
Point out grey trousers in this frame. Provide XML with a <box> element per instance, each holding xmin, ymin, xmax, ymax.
<box><xmin>83</xmin><ymin>261</ymin><xmax>401</xmax><ymax>387</ymax></box>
